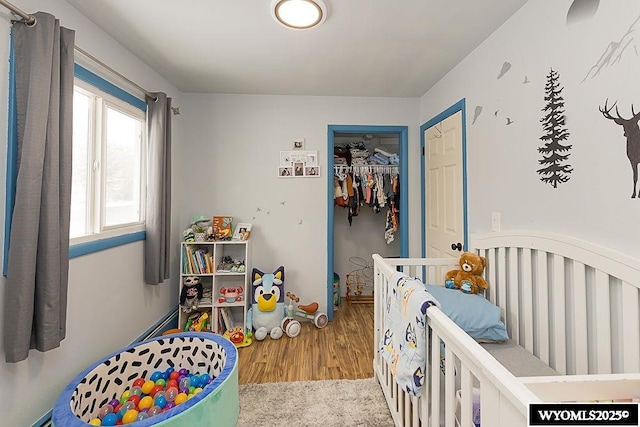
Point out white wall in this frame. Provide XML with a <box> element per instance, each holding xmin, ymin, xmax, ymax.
<box><xmin>421</xmin><ymin>0</ymin><xmax>640</xmax><ymax>258</ymax></box>
<box><xmin>176</xmin><ymin>94</ymin><xmax>419</xmax><ymax>314</ymax></box>
<box><xmin>0</xmin><ymin>1</ymin><xmax>181</xmax><ymax>425</ymax></box>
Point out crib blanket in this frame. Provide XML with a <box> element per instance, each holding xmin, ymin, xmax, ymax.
<box><xmin>379</xmin><ymin>272</ymin><xmax>440</xmax><ymax>396</ymax></box>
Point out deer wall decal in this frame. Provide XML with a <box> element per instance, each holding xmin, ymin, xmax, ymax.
<box><xmin>599</xmin><ymin>99</ymin><xmax>640</xmax><ymax>198</ymax></box>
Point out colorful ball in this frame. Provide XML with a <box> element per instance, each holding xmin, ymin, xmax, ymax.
<box><xmin>167</xmin><ymin>379</ymin><xmax>178</xmax><ymax>389</ymax></box>
<box><xmin>141</xmin><ymin>380</ymin><xmax>155</xmax><ymax>395</ymax></box>
<box><xmin>155</xmin><ymin>378</ymin><xmax>166</xmax><ymax>387</ymax></box>
<box><xmin>138</xmin><ymin>396</ymin><xmax>154</xmax><ymax>410</ymax></box>
<box><xmin>154</xmin><ymin>394</ymin><xmax>167</xmax><ymax>409</ymax></box>
<box><xmin>169</xmin><ymin>371</ymin><xmax>180</xmax><ymax>381</ymax></box>
<box><xmin>129</xmin><ymin>386</ymin><xmax>143</xmax><ymax>397</ymax></box>
<box><xmin>89</xmin><ymin>419</ymin><xmax>102</xmax><ymax>426</ymax></box>
<box><xmin>151</xmin><ymin>385</ymin><xmax>164</xmax><ymax>398</ymax></box>
<box><xmin>98</xmin><ymin>404</ymin><xmax>113</xmax><ymax>419</ymax></box>
<box><xmin>109</xmin><ymin>399</ymin><xmax>120</xmax><ymax>408</ymax></box>
<box><xmin>178</xmin><ymin>368</ymin><xmax>188</xmax><ymax>376</ymax></box>
<box><xmin>136</xmin><ymin>411</ymin><xmax>149</xmax><ymax>421</ymax></box>
<box><xmin>121</xmin><ymin>409</ymin><xmax>139</xmax><ymax>424</ymax></box>
<box><xmin>165</xmin><ymin>386</ymin><xmax>178</xmax><ymax>402</ymax></box>
<box><xmin>179</xmin><ymin>377</ymin><xmax>190</xmax><ymax>390</ymax></box>
<box><xmin>101</xmin><ymin>413</ymin><xmax>117</xmax><ymax>426</ymax></box>
<box><xmin>147</xmin><ymin>405</ymin><xmax>162</xmax><ymax>417</ymax></box>
<box><xmin>132</xmin><ymin>378</ymin><xmax>145</xmax><ymax>388</ymax></box>
<box><xmin>174</xmin><ymin>392</ymin><xmax>188</xmax><ymax>405</ymax></box>
<box><xmin>200</xmin><ymin>373</ymin><xmax>211</xmax><ymax>384</ymax></box>
<box><xmin>127</xmin><ymin>395</ymin><xmax>141</xmax><ymax>408</ymax></box>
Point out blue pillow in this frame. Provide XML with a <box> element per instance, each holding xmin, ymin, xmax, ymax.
<box><xmin>425</xmin><ymin>284</ymin><xmax>509</xmax><ymax>342</ymax></box>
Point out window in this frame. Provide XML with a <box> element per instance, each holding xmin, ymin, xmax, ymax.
<box><xmin>71</xmin><ymin>79</ymin><xmax>146</xmax><ymax>243</ymax></box>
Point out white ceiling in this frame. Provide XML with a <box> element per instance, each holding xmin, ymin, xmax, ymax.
<box><xmin>63</xmin><ymin>0</ymin><xmax>528</xmax><ymax>98</ymax></box>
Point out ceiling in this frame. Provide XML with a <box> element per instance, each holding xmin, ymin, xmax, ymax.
<box><xmin>63</xmin><ymin>0</ymin><xmax>528</xmax><ymax>98</ymax></box>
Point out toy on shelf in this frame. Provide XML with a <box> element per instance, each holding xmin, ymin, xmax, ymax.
<box><xmin>180</xmin><ymin>276</ymin><xmax>203</xmax><ymax>313</ymax></box>
<box><xmin>218</xmin><ymin>287</ymin><xmax>243</xmax><ymax>303</ymax></box>
<box><xmin>184</xmin><ymin>311</ymin><xmax>208</xmax><ymax>332</ymax></box>
<box><xmin>281</xmin><ymin>291</ymin><xmax>328</xmax><ymax>338</ymax></box>
<box><xmin>247</xmin><ymin>266</ymin><xmax>286</xmax><ymax>340</ymax></box>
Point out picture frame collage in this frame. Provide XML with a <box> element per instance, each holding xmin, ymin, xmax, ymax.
<box><xmin>278</xmin><ymin>150</ymin><xmax>320</xmax><ymax>178</ymax></box>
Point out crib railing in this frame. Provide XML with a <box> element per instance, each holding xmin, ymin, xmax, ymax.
<box><xmin>472</xmin><ymin>231</ymin><xmax>640</xmax><ymax>376</ymax></box>
<box><xmin>373</xmin><ymin>254</ymin><xmax>541</xmax><ymax>427</ymax></box>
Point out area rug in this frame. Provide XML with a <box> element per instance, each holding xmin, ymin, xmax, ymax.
<box><xmin>238</xmin><ymin>377</ymin><xmax>394</xmax><ymax>426</ymax></box>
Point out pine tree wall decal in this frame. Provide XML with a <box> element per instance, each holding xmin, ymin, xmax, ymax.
<box><xmin>538</xmin><ymin>68</ymin><xmax>573</xmax><ymax>188</ymax></box>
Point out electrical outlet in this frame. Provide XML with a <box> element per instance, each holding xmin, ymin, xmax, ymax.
<box><xmin>491</xmin><ymin>212</ymin><xmax>501</xmax><ymax>232</ymax></box>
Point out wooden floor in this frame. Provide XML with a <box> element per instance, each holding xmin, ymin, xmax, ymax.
<box><xmin>238</xmin><ymin>302</ymin><xmax>374</xmax><ymax>384</ymax></box>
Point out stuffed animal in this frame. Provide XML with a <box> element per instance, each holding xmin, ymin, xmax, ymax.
<box><xmin>180</xmin><ymin>276</ymin><xmax>203</xmax><ymax>313</ymax></box>
<box><xmin>247</xmin><ymin>266</ymin><xmax>286</xmax><ymax>340</ymax></box>
<box><xmin>444</xmin><ymin>252</ymin><xmax>488</xmax><ymax>294</ymax></box>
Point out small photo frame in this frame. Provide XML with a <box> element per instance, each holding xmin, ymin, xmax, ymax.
<box><xmin>294</xmin><ymin>162</ymin><xmax>305</xmax><ymax>176</ymax></box>
<box><xmin>304</xmin><ymin>166</ymin><xmax>320</xmax><ymax>177</ymax></box>
<box><xmin>278</xmin><ymin>167</ymin><xmax>293</xmax><ymax>177</ymax></box>
<box><xmin>306</xmin><ymin>150</ymin><xmax>318</xmax><ymax>166</ymax></box>
<box><xmin>293</xmin><ymin>138</ymin><xmax>305</xmax><ymax>150</ymax></box>
<box><xmin>232</xmin><ymin>223</ymin><xmax>252</xmax><ymax>241</ymax></box>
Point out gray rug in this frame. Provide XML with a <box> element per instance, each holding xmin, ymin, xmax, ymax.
<box><xmin>238</xmin><ymin>377</ymin><xmax>394</xmax><ymax>426</ymax></box>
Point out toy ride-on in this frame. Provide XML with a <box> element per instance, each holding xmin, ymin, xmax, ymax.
<box><xmin>281</xmin><ymin>292</ymin><xmax>328</xmax><ymax>338</ymax></box>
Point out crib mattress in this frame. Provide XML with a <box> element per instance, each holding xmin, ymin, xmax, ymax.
<box><xmin>481</xmin><ymin>340</ymin><xmax>558</xmax><ymax>377</ymax></box>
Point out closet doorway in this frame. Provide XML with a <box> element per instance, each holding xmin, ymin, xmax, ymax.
<box><xmin>327</xmin><ymin>125</ymin><xmax>408</xmax><ymax>321</ymax></box>
<box><xmin>420</xmin><ymin>99</ymin><xmax>468</xmax><ymax>258</ymax></box>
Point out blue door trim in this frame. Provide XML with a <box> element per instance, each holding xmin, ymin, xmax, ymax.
<box><xmin>327</xmin><ymin>125</ymin><xmax>409</xmax><ymax>321</ymax></box>
<box><xmin>420</xmin><ymin>99</ymin><xmax>468</xmax><ymax>257</ymax></box>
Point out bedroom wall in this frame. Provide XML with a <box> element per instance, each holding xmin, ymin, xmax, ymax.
<box><xmin>420</xmin><ymin>0</ymin><xmax>640</xmax><ymax>258</ymax></box>
<box><xmin>0</xmin><ymin>1</ymin><xmax>182</xmax><ymax>425</ymax></box>
<box><xmin>175</xmin><ymin>94</ymin><xmax>419</xmax><ymax>315</ymax></box>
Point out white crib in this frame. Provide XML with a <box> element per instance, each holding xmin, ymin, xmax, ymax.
<box><xmin>373</xmin><ymin>230</ymin><xmax>640</xmax><ymax>427</ymax></box>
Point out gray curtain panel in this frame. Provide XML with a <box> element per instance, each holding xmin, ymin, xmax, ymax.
<box><xmin>144</xmin><ymin>93</ymin><xmax>172</xmax><ymax>285</ymax></box>
<box><xmin>4</xmin><ymin>13</ymin><xmax>74</xmax><ymax>363</ymax></box>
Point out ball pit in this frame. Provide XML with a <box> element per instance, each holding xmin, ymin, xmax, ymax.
<box><xmin>52</xmin><ymin>332</ymin><xmax>238</xmax><ymax>426</ymax></box>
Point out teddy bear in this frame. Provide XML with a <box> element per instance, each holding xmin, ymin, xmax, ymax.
<box><xmin>444</xmin><ymin>252</ymin><xmax>488</xmax><ymax>294</ymax></box>
<box><xmin>180</xmin><ymin>276</ymin><xmax>203</xmax><ymax>313</ymax></box>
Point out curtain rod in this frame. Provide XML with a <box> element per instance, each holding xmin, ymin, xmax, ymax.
<box><xmin>0</xmin><ymin>0</ymin><xmax>36</xmax><ymax>26</ymax></box>
<box><xmin>1</xmin><ymin>1</ymin><xmax>181</xmax><ymax>114</ymax></box>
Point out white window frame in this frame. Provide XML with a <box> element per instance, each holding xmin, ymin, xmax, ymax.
<box><xmin>71</xmin><ymin>79</ymin><xmax>146</xmax><ymax>245</ymax></box>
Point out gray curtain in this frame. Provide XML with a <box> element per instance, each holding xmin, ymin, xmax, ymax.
<box><xmin>144</xmin><ymin>93</ymin><xmax>172</xmax><ymax>285</ymax></box>
<box><xmin>4</xmin><ymin>13</ymin><xmax>74</xmax><ymax>363</ymax></box>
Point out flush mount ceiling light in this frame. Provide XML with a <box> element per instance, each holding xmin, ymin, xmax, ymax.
<box><xmin>271</xmin><ymin>0</ymin><xmax>327</xmax><ymax>30</ymax></box>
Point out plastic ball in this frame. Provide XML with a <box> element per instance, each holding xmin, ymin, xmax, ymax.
<box><xmin>122</xmin><ymin>401</ymin><xmax>136</xmax><ymax>411</ymax></box>
<box><xmin>150</xmin><ymin>371</ymin><xmax>162</xmax><ymax>382</ymax></box>
<box><xmin>194</xmin><ymin>387</ymin><xmax>203</xmax><ymax>395</ymax></box>
<box><xmin>147</xmin><ymin>405</ymin><xmax>162</xmax><ymax>417</ymax></box>
<box><xmin>109</xmin><ymin>399</ymin><xmax>120</xmax><ymax>408</ymax></box>
<box><xmin>121</xmin><ymin>409</ymin><xmax>139</xmax><ymax>424</ymax></box>
<box><xmin>151</xmin><ymin>385</ymin><xmax>164</xmax><ymax>398</ymax></box>
<box><xmin>169</xmin><ymin>371</ymin><xmax>180</xmax><ymax>381</ymax></box>
<box><xmin>167</xmin><ymin>379</ymin><xmax>178</xmax><ymax>389</ymax></box>
<box><xmin>155</xmin><ymin>378</ymin><xmax>166</xmax><ymax>387</ymax></box>
<box><xmin>113</xmin><ymin>404</ymin><xmax>123</xmax><ymax>414</ymax></box>
<box><xmin>138</xmin><ymin>396</ymin><xmax>154</xmax><ymax>410</ymax></box>
<box><xmin>141</xmin><ymin>380</ymin><xmax>155</xmax><ymax>395</ymax></box>
<box><xmin>117</xmin><ymin>407</ymin><xmax>129</xmax><ymax>420</ymax></box>
<box><xmin>98</xmin><ymin>404</ymin><xmax>114</xmax><ymax>419</ymax></box>
<box><xmin>89</xmin><ymin>419</ymin><xmax>102</xmax><ymax>426</ymax></box>
<box><xmin>165</xmin><ymin>401</ymin><xmax>175</xmax><ymax>410</ymax></box>
<box><xmin>179</xmin><ymin>387</ymin><xmax>189</xmax><ymax>395</ymax></box>
<box><xmin>127</xmin><ymin>395</ymin><xmax>141</xmax><ymax>408</ymax></box>
<box><xmin>136</xmin><ymin>412</ymin><xmax>149</xmax><ymax>421</ymax></box>
<box><xmin>178</xmin><ymin>377</ymin><xmax>190</xmax><ymax>390</ymax></box>
<box><xmin>188</xmin><ymin>386</ymin><xmax>195</xmax><ymax>394</ymax></box>
<box><xmin>174</xmin><ymin>393</ymin><xmax>188</xmax><ymax>405</ymax></box>
<box><xmin>200</xmin><ymin>373</ymin><xmax>211</xmax><ymax>384</ymax></box>
<box><xmin>129</xmin><ymin>386</ymin><xmax>142</xmax><ymax>397</ymax></box>
<box><xmin>165</xmin><ymin>386</ymin><xmax>178</xmax><ymax>402</ymax></box>
<box><xmin>154</xmin><ymin>394</ymin><xmax>167</xmax><ymax>409</ymax></box>
<box><xmin>102</xmin><ymin>413</ymin><xmax>117</xmax><ymax>426</ymax></box>
<box><xmin>132</xmin><ymin>378</ymin><xmax>145</xmax><ymax>388</ymax></box>
<box><xmin>178</xmin><ymin>368</ymin><xmax>188</xmax><ymax>376</ymax></box>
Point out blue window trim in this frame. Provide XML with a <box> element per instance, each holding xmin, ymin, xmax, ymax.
<box><xmin>3</xmin><ymin>57</ymin><xmax>147</xmax><ymax>275</ymax></box>
<box><xmin>69</xmin><ymin>231</ymin><xmax>146</xmax><ymax>259</ymax></box>
<box><xmin>74</xmin><ymin>64</ymin><xmax>147</xmax><ymax>112</ymax></box>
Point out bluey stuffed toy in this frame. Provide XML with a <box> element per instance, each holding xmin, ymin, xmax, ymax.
<box><xmin>247</xmin><ymin>266</ymin><xmax>286</xmax><ymax>340</ymax></box>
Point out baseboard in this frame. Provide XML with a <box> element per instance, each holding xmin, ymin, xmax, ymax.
<box><xmin>31</xmin><ymin>306</ymin><xmax>179</xmax><ymax>427</ymax></box>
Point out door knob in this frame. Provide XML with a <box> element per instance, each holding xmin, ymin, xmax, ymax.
<box><xmin>451</xmin><ymin>242</ymin><xmax>462</xmax><ymax>251</ymax></box>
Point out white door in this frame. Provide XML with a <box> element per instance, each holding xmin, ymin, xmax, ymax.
<box><xmin>425</xmin><ymin>110</ymin><xmax>464</xmax><ymax>258</ymax></box>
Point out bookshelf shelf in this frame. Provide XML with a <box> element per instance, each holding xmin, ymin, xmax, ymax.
<box><xmin>179</xmin><ymin>239</ymin><xmax>251</xmax><ymax>335</ymax></box>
